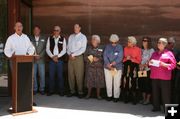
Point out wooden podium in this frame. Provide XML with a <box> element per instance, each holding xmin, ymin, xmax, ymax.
<box><xmin>11</xmin><ymin>55</ymin><xmax>35</xmax><ymax>114</ymax></box>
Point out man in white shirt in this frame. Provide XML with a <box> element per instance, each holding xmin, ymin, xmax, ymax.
<box><xmin>4</xmin><ymin>22</ymin><xmax>35</xmax><ymax>58</ymax></box>
<box><xmin>67</xmin><ymin>24</ymin><xmax>87</xmax><ymax>98</ymax></box>
<box><xmin>29</xmin><ymin>26</ymin><xmax>46</xmax><ymax>95</ymax></box>
<box><xmin>4</xmin><ymin>22</ymin><xmax>36</xmax><ymax>106</ymax></box>
<box><xmin>46</xmin><ymin>26</ymin><xmax>66</xmax><ymax>96</ymax></box>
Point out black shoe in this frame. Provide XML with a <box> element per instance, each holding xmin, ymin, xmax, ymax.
<box><xmin>113</xmin><ymin>98</ymin><xmax>119</xmax><ymax>103</ymax></box>
<box><xmin>33</xmin><ymin>102</ymin><xmax>37</xmax><ymax>106</ymax></box>
<box><xmin>40</xmin><ymin>91</ymin><xmax>45</xmax><ymax>95</ymax></box>
<box><xmin>85</xmin><ymin>95</ymin><xmax>90</xmax><ymax>99</ymax></box>
<box><xmin>78</xmin><ymin>94</ymin><xmax>84</xmax><ymax>99</ymax></box>
<box><xmin>47</xmin><ymin>92</ymin><xmax>53</xmax><ymax>96</ymax></box>
<box><xmin>59</xmin><ymin>92</ymin><xmax>65</xmax><ymax>97</ymax></box>
<box><xmin>151</xmin><ymin>108</ymin><xmax>161</xmax><ymax>112</ymax></box>
<box><xmin>97</xmin><ymin>96</ymin><xmax>102</xmax><ymax>100</ymax></box>
<box><xmin>106</xmin><ymin>97</ymin><xmax>112</xmax><ymax>101</ymax></box>
<box><xmin>67</xmin><ymin>93</ymin><xmax>75</xmax><ymax>97</ymax></box>
<box><xmin>132</xmin><ymin>100</ymin><xmax>137</xmax><ymax>105</ymax></box>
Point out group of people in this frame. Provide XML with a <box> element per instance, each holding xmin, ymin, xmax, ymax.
<box><xmin>4</xmin><ymin>22</ymin><xmax>180</xmax><ymax>113</ymax></box>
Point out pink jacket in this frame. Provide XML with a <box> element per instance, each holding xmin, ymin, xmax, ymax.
<box><xmin>150</xmin><ymin>49</ymin><xmax>176</xmax><ymax>80</ymax></box>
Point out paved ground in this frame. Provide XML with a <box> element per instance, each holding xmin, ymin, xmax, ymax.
<box><xmin>0</xmin><ymin>94</ymin><xmax>164</xmax><ymax>119</ymax></box>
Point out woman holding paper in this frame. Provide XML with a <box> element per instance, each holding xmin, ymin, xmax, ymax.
<box><xmin>84</xmin><ymin>35</ymin><xmax>105</xmax><ymax>99</ymax></box>
<box><xmin>149</xmin><ymin>38</ymin><xmax>176</xmax><ymax>112</ymax></box>
<box><xmin>103</xmin><ymin>34</ymin><xmax>123</xmax><ymax>102</ymax></box>
<box><xmin>138</xmin><ymin>37</ymin><xmax>154</xmax><ymax>105</ymax></box>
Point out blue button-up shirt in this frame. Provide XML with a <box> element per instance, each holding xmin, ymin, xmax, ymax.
<box><xmin>103</xmin><ymin>44</ymin><xmax>123</xmax><ymax>70</ymax></box>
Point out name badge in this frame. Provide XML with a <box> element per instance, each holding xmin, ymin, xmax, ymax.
<box><xmin>98</xmin><ymin>49</ymin><xmax>103</xmax><ymax>52</ymax></box>
<box><xmin>162</xmin><ymin>54</ymin><xmax>168</xmax><ymax>58</ymax></box>
<box><xmin>59</xmin><ymin>41</ymin><xmax>63</xmax><ymax>44</ymax></box>
<box><xmin>114</xmin><ymin>52</ymin><xmax>118</xmax><ymax>56</ymax></box>
<box><xmin>41</xmin><ymin>39</ymin><xmax>45</xmax><ymax>42</ymax></box>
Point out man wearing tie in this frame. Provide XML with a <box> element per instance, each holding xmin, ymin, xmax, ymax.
<box><xmin>29</xmin><ymin>26</ymin><xmax>46</xmax><ymax>95</ymax></box>
<box><xmin>46</xmin><ymin>26</ymin><xmax>66</xmax><ymax>96</ymax></box>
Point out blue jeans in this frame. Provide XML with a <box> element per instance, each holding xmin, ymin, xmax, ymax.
<box><xmin>49</xmin><ymin>60</ymin><xmax>64</xmax><ymax>93</ymax></box>
<box><xmin>34</xmin><ymin>63</ymin><xmax>45</xmax><ymax>92</ymax></box>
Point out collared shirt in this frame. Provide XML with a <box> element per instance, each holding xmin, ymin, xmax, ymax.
<box><xmin>123</xmin><ymin>46</ymin><xmax>142</xmax><ymax>64</ymax></box>
<box><xmin>103</xmin><ymin>44</ymin><xmax>123</xmax><ymax>70</ymax></box>
<box><xmin>67</xmin><ymin>32</ymin><xmax>87</xmax><ymax>57</ymax></box>
<box><xmin>4</xmin><ymin>33</ymin><xmax>35</xmax><ymax>58</ymax></box>
<box><xmin>46</xmin><ymin>35</ymin><xmax>66</xmax><ymax>58</ymax></box>
<box><xmin>141</xmin><ymin>48</ymin><xmax>155</xmax><ymax>71</ymax></box>
<box><xmin>0</xmin><ymin>43</ymin><xmax>3</xmax><ymax>53</ymax></box>
<box><xmin>35</xmin><ymin>36</ymin><xmax>40</xmax><ymax>46</ymax></box>
<box><xmin>150</xmin><ymin>49</ymin><xmax>176</xmax><ymax>80</ymax></box>
<box><xmin>141</xmin><ymin>48</ymin><xmax>154</xmax><ymax>64</ymax></box>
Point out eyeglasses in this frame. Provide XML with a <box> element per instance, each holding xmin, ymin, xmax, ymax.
<box><xmin>142</xmin><ymin>40</ymin><xmax>148</xmax><ymax>42</ymax></box>
<box><xmin>54</xmin><ymin>30</ymin><xmax>60</xmax><ymax>32</ymax></box>
<box><xmin>112</xmin><ymin>42</ymin><xmax>117</xmax><ymax>44</ymax></box>
<box><xmin>158</xmin><ymin>41</ymin><xmax>164</xmax><ymax>44</ymax></box>
<box><xmin>168</xmin><ymin>42</ymin><xmax>173</xmax><ymax>44</ymax></box>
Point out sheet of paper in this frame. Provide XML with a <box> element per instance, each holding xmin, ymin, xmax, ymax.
<box><xmin>111</xmin><ymin>68</ymin><xmax>117</xmax><ymax>77</ymax></box>
<box><xmin>88</xmin><ymin>55</ymin><xmax>94</xmax><ymax>63</ymax></box>
<box><xmin>149</xmin><ymin>59</ymin><xmax>160</xmax><ymax>67</ymax></box>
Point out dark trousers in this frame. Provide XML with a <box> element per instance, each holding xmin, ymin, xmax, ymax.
<box><xmin>49</xmin><ymin>60</ymin><xmax>64</xmax><ymax>93</ymax></box>
<box><xmin>175</xmin><ymin>70</ymin><xmax>180</xmax><ymax>103</ymax></box>
<box><xmin>121</xmin><ymin>60</ymin><xmax>139</xmax><ymax>102</ymax></box>
<box><xmin>152</xmin><ymin>79</ymin><xmax>171</xmax><ymax>110</ymax></box>
<box><xmin>138</xmin><ymin>71</ymin><xmax>152</xmax><ymax>94</ymax></box>
<box><xmin>122</xmin><ymin>60</ymin><xmax>139</xmax><ymax>91</ymax></box>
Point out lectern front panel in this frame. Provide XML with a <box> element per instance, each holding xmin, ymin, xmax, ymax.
<box><xmin>17</xmin><ymin>62</ymin><xmax>32</xmax><ymax>112</ymax></box>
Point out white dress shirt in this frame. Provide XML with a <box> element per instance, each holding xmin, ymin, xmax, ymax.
<box><xmin>35</xmin><ymin>36</ymin><xmax>40</xmax><ymax>46</ymax></box>
<box><xmin>46</xmin><ymin>36</ymin><xmax>66</xmax><ymax>58</ymax></box>
<box><xmin>4</xmin><ymin>33</ymin><xmax>35</xmax><ymax>58</ymax></box>
<box><xmin>67</xmin><ymin>32</ymin><xmax>87</xmax><ymax>57</ymax></box>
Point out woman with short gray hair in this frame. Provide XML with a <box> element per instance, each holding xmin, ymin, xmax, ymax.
<box><xmin>149</xmin><ymin>37</ymin><xmax>176</xmax><ymax>112</ymax></box>
<box><xmin>84</xmin><ymin>35</ymin><xmax>105</xmax><ymax>99</ymax></box>
<box><xmin>122</xmin><ymin>36</ymin><xmax>141</xmax><ymax>105</ymax></box>
<box><xmin>103</xmin><ymin>34</ymin><xmax>123</xmax><ymax>102</ymax></box>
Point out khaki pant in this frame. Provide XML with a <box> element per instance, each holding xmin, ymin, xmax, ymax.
<box><xmin>68</xmin><ymin>55</ymin><xmax>84</xmax><ymax>94</ymax></box>
<box><xmin>104</xmin><ymin>68</ymin><xmax>122</xmax><ymax>98</ymax></box>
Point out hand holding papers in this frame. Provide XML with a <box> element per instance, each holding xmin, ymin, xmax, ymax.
<box><xmin>88</xmin><ymin>55</ymin><xmax>94</xmax><ymax>63</ymax></box>
<box><xmin>149</xmin><ymin>59</ymin><xmax>160</xmax><ymax>67</ymax></box>
<box><xmin>111</xmin><ymin>68</ymin><xmax>117</xmax><ymax>77</ymax></box>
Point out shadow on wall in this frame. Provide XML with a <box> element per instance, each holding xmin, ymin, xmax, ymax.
<box><xmin>32</xmin><ymin>0</ymin><xmax>180</xmax><ymax>49</ymax></box>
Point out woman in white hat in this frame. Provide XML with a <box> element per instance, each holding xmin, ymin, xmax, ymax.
<box><xmin>103</xmin><ymin>34</ymin><xmax>123</xmax><ymax>102</ymax></box>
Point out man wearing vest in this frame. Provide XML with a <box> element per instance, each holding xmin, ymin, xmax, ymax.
<box><xmin>29</xmin><ymin>26</ymin><xmax>46</xmax><ymax>95</ymax></box>
<box><xmin>67</xmin><ymin>24</ymin><xmax>87</xmax><ymax>98</ymax></box>
<box><xmin>46</xmin><ymin>26</ymin><xmax>66</xmax><ymax>96</ymax></box>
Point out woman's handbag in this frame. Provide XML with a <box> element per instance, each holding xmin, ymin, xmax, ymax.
<box><xmin>138</xmin><ymin>70</ymin><xmax>147</xmax><ymax>78</ymax></box>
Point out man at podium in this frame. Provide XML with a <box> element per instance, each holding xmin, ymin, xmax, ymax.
<box><xmin>4</xmin><ymin>22</ymin><xmax>37</xmax><ymax>113</ymax></box>
<box><xmin>4</xmin><ymin>22</ymin><xmax>35</xmax><ymax>57</ymax></box>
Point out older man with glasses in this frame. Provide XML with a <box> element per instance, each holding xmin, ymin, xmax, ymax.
<box><xmin>46</xmin><ymin>26</ymin><xmax>66</xmax><ymax>96</ymax></box>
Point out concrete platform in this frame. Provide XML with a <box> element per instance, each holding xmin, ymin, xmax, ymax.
<box><xmin>0</xmin><ymin>94</ymin><xmax>164</xmax><ymax>119</ymax></box>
